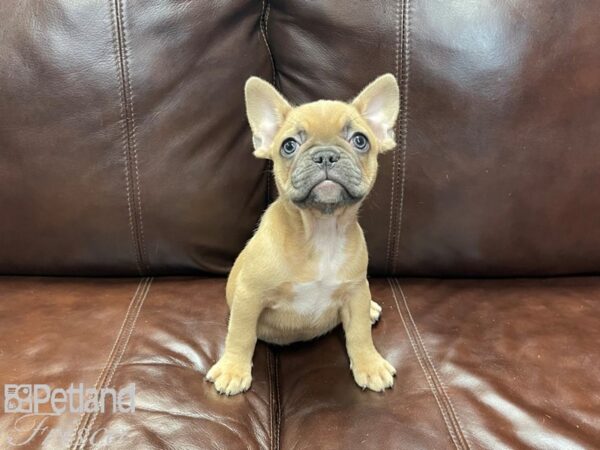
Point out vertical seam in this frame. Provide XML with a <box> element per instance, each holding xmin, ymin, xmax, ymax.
<box><xmin>81</xmin><ymin>278</ymin><xmax>152</xmax><ymax>450</ymax></box>
<box><xmin>387</xmin><ymin>279</ymin><xmax>459</xmax><ymax>447</ymax></box>
<box><xmin>110</xmin><ymin>0</ymin><xmax>141</xmax><ymax>275</ymax></box>
<box><xmin>273</xmin><ymin>350</ymin><xmax>281</xmax><ymax>450</ymax></box>
<box><xmin>259</xmin><ymin>0</ymin><xmax>278</xmax><ymax>206</ymax></box>
<box><xmin>258</xmin><ymin>7</ymin><xmax>281</xmax><ymax>443</ymax></box>
<box><xmin>393</xmin><ymin>0</ymin><xmax>411</xmax><ymax>274</ymax></box>
<box><xmin>386</xmin><ymin>0</ymin><xmax>411</xmax><ymax>275</ymax></box>
<box><xmin>65</xmin><ymin>278</ymin><xmax>143</xmax><ymax>450</ymax></box>
<box><xmin>111</xmin><ymin>0</ymin><xmax>149</xmax><ymax>275</ymax></box>
<box><xmin>267</xmin><ymin>349</ymin><xmax>274</xmax><ymax>450</ymax></box>
<box><xmin>82</xmin><ymin>278</ymin><xmax>152</xmax><ymax>450</ymax></box>
<box><xmin>267</xmin><ymin>347</ymin><xmax>280</xmax><ymax>450</ymax></box>
<box><xmin>121</xmin><ymin>0</ymin><xmax>149</xmax><ymax>275</ymax></box>
<box><xmin>259</xmin><ymin>0</ymin><xmax>279</xmax><ymax>89</ymax></box>
<box><xmin>67</xmin><ymin>277</ymin><xmax>153</xmax><ymax>450</ymax></box>
<box><xmin>385</xmin><ymin>0</ymin><xmax>401</xmax><ymax>275</ymax></box>
<box><xmin>388</xmin><ymin>278</ymin><xmax>471</xmax><ymax>450</ymax></box>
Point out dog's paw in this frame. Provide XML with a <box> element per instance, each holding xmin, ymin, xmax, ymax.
<box><xmin>370</xmin><ymin>300</ymin><xmax>382</xmax><ymax>324</ymax></box>
<box><xmin>351</xmin><ymin>352</ymin><xmax>396</xmax><ymax>392</ymax></box>
<box><xmin>206</xmin><ymin>358</ymin><xmax>252</xmax><ymax>396</ymax></box>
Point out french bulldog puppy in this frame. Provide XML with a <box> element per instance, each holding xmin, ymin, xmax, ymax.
<box><xmin>207</xmin><ymin>74</ymin><xmax>399</xmax><ymax>395</ymax></box>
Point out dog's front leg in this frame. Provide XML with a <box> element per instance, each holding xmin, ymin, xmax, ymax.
<box><xmin>206</xmin><ymin>297</ymin><xmax>262</xmax><ymax>395</ymax></box>
<box><xmin>342</xmin><ymin>281</ymin><xmax>396</xmax><ymax>392</ymax></box>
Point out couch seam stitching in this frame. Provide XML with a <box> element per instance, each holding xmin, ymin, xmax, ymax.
<box><xmin>66</xmin><ymin>277</ymin><xmax>149</xmax><ymax>449</ymax></box>
<box><xmin>389</xmin><ymin>278</ymin><xmax>471</xmax><ymax>449</ymax></box>
<box><xmin>260</xmin><ymin>0</ymin><xmax>278</xmax><ymax>207</ymax></box>
<box><xmin>267</xmin><ymin>348</ymin><xmax>274</xmax><ymax>450</ymax></box>
<box><xmin>267</xmin><ymin>348</ymin><xmax>281</xmax><ymax>450</ymax></box>
<box><xmin>396</xmin><ymin>278</ymin><xmax>472</xmax><ymax>449</ymax></box>
<box><xmin>114</xmin><ymin>0</ymin><xmax>149</xmax><ymax>275</ymax></box>
<box><xmin>121</xmin><ymin>0</ymin><xmax>149</xmax><ymax>275</ymax></box>
<box><xmin>258</xmin><ymin>7</ymin><xmax>282</xmax><ymax>440</ymax></box>
<box><xmin>392</xmin><ymin>0</ymin><xmax>411</xmax><ymax>274</ymax></box>
<box><xmin>385</xmin><ymin>0</ymin><xmax>401</xmax><ymax>275</ymax></box>
<box><xmin>387</xmin><ymin>278</ymin><xmax>459</xmax><ymax>447</ymax></box>
<box><xmin>80</xmin><ymin>277</ymin><xmax>152</xmax><ymax>449</ymax></box>
<box><xmin>65</xmin><ymin>278</ymin><xmax>143</xmax><ymax>449</ymax></box>
<box><xmin>109</xmin><ymin>0</ymin><xmax>142</xmax><ymax>275</ymax></box>
<box><xmin>274</xmin><ymin>351</ymin><xmax>280</xmax><ymax>450</ymax></box>
<box><xmin>260</xmin><ymin>0</ymin><xmax>278</xmax><ymax>89</ymax></box>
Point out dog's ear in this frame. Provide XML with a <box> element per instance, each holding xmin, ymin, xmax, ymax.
<box><xmin>352</xmin><ymin>74</ymin><xmax>399</xmax><ymax>152</ymax></box>
<box><xmin>245</xmin><ymin>77</ymin><xmax>292</xmax><ymax>159</ymax></box>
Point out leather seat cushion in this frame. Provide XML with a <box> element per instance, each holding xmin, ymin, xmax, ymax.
<box><xmin>1</xmin><ymin>277</ymin><xmax>598</xmax><ymax>449</ymax></box>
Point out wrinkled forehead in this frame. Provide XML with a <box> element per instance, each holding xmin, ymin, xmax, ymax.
<box><xmin>281</xmin><ymin>100</ymin><xmax>366</xmax><ymax>140</ymax></box>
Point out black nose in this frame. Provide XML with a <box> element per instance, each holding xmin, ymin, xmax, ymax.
<box><xmin>311</xmin><ymin>149</ymin><xmax>340</xmax><ymax>168</ymax></box>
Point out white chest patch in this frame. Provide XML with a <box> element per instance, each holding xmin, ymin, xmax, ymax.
<box><xmin>291</xmin><ymin>218</ymin><xmax>346</xmax><ymax>317</ymax></box>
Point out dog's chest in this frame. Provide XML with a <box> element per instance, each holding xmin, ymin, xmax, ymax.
<box><xmin>289</xmin><ymin>220</ymin><xmax>347</xmax><ymax>317</ymax></box>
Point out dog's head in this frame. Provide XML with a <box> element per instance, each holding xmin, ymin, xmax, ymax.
<box><xmin>245</xmin><ymin>74</ymin><xmax>399</xmax><ymax>215</ymax></box>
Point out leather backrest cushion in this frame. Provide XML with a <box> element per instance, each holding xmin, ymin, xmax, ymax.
<box><xmin>2</xmin><ymin>1</ymin><xmax>600</xmax><ymax>277</ymax></box>
<box><xmin>269</xmin><ymin>0</ymin><xmax>600</xmax><ymax>276</ymax></box>
<box><xmin>0</xmin><ymin>0</ymin><xmax>272</xmax><ymax>275</ymax></box>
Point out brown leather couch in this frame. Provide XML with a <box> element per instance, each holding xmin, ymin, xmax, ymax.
<box><xmin>1</xmin><ymin>1</ymin><xmax>599</xmax><ymax>449</ymax></box>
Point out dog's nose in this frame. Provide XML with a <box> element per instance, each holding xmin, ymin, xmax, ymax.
<box><xmin>311</xmin><ymin>149</ymin><xmax>340</xmax><ymax>168</ymax></box>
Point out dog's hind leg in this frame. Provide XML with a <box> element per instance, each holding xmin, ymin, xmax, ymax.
<box><xmin>370</xmin><ymin>300</ymin><xmax>382</xmax><ymax>324</ymax></box>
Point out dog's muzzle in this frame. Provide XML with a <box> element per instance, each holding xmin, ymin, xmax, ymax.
<box><xmin>289</xmin><ymin>146</ymin><xmax>366</xmax><ymax>213</ymax></box>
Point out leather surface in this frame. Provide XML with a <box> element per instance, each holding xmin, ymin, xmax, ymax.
<box><xmin>1</xmin><ymin>277</ymin><xmax>598</xmax><ymax>449</ymax></box>
<box><xmin>268</xmin><ymin>0</ymin><xmax>600</xmax><ymax>276</ymax></box>
<box><xmin>279</xmin><ymin>278</ymin><xmax>600</xmax><ymax>449</ymax></box>
<box><xmin>2</xmin><ymin>1</ymin><xmax>600</xmax><ymax>277</ymax></box>
<box><xmin>0</xmin><ymin>0</ymin><xmax>271</xmax><ymax>276</ymax></box>
<box><xmin>0</xmin><ymin>277</ymin><xmax>273</xmax><ymax>449</ymax></box>
<box><xmin>2</xmin><ymin>1</ymin><xmax>600</xmax><ymax>449</ymax></box>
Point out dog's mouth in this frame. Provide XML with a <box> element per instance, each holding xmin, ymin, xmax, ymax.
<box><xmin>309</xmin><ymin>179</ymin><xmax>346</xmax><ymax>203</ymax></box>
<box><xmin>288</xmin><ymin>150</ymin><xmax>368</xmax><ymax>214</ymax></box>
<box><xmin>291</xmin><ymin>176</ymin><xmax>363</xmax><ymax>214</ymax></box>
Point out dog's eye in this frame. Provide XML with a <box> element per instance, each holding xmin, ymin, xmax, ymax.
<box><xmin>351</xmin><ymin>133</ymin><xmax>370</xmax><ymax>152</ymax></box>
<box><xmin>280</xmin><ymin>138</ymin><xmax>299</xmax><ymax>157</ymax></box>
